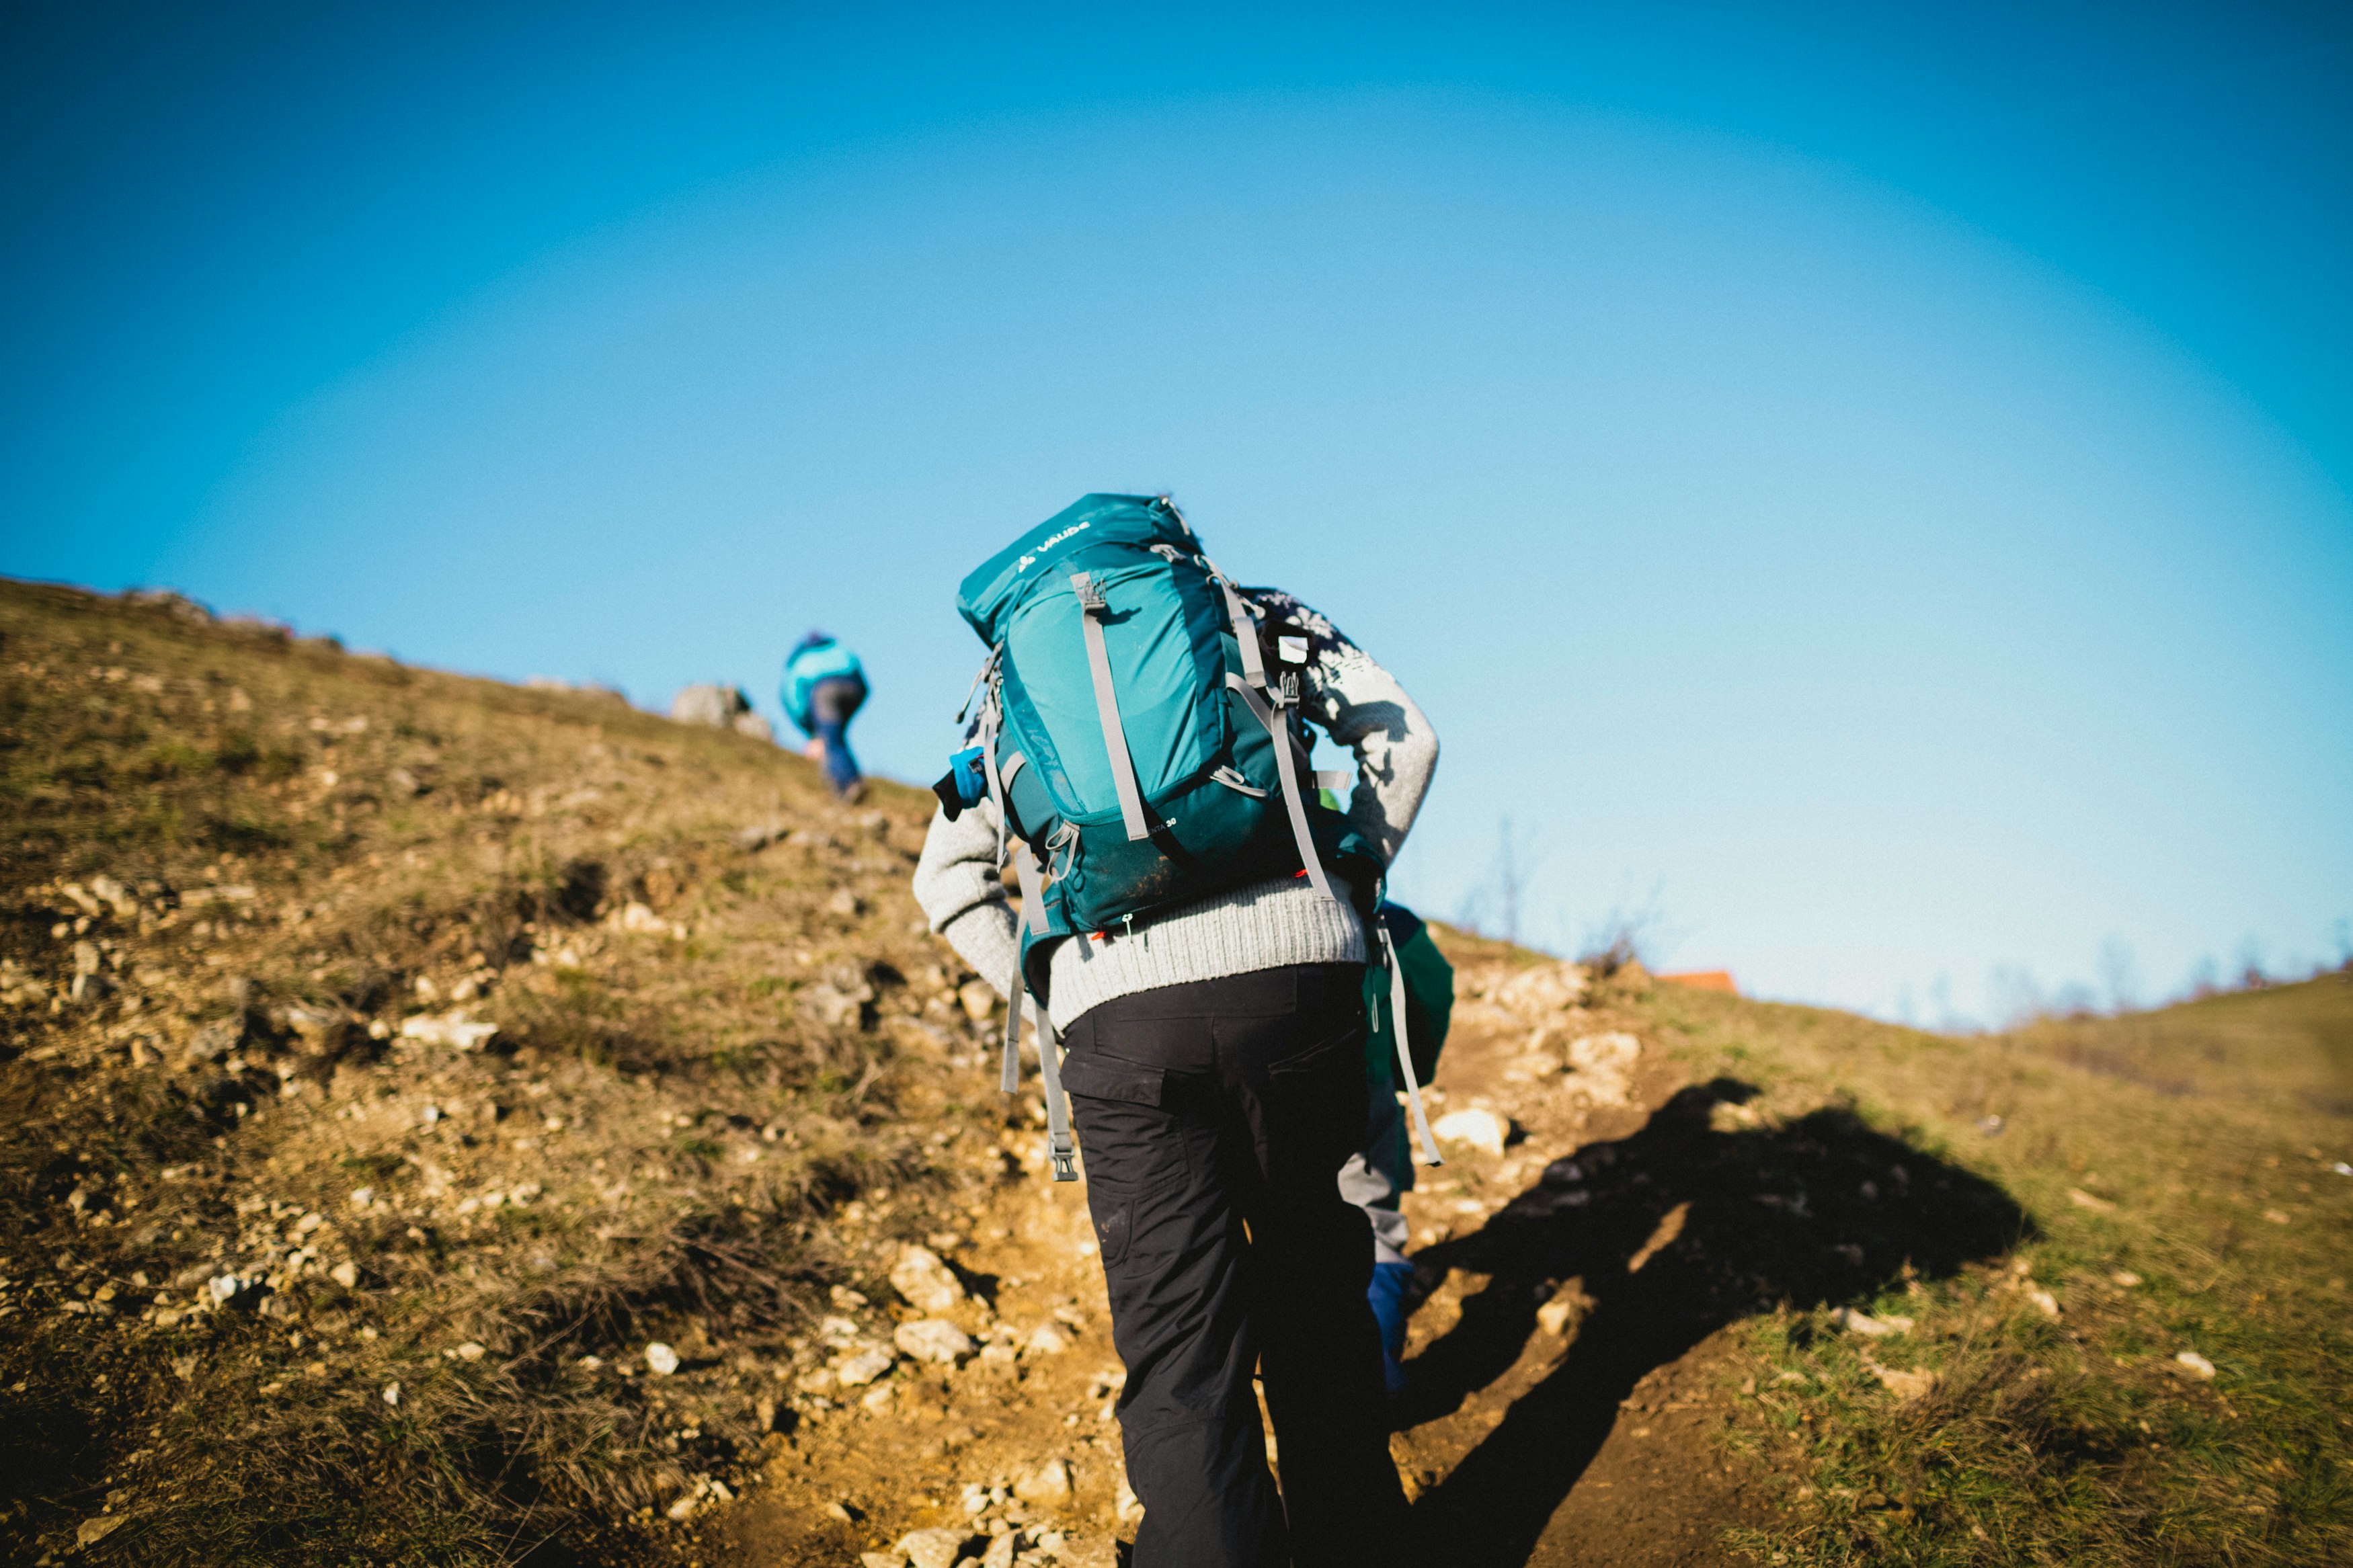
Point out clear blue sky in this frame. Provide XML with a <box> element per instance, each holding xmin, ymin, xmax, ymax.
<box><xmin>5</xmin><ymin>1</ymin><xmax>2348</xmax><ymax>1025</ymax></box>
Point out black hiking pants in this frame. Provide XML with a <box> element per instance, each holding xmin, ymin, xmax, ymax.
<box><xmin>1059</xmin><ymin>963</ymin><xmax>1409</xmax><ymax>1568</ymax></box>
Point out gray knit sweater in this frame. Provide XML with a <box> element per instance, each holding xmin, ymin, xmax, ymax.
<box><xmin>912</xmin><ymin>587</ymin><xmax>1439</xmax><ymax>1031</ymax></box>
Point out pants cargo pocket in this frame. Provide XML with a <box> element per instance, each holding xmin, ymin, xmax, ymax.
<box><xmin>1260</xmin><ymin>1025</ymin><xmax>1369</xmax><ymax>1181</ymax></box>
<box><xmin>1085</xmin><ymin>1172</ymin><xmax>1140</xmax><ymax>1268</ymax></box>
<box><xmin>1062</xmin><ymin>1048</ymin><xmax>1179</xmax><ymax>1274</ymax></box>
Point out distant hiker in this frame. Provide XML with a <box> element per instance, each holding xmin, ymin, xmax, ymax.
<box><xmin>782</xmin><ymin>632</ymin><xmax>867</xmax><ymax>800</ymax></box>
<box><xmin>913</xmin><ymin>494</ymin><xmax>1441</xmax><ymax>1568</ymax></box>
<box><xmin>1343</xmin><ymin>900</ymin><xmax>1454</xmax><ymax>1394</ymax></box>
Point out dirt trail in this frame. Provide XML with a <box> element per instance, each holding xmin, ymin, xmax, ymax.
<box><xmin>714</xmin><ymin>951</ymin><xmax>1771</xmax><ymax>1568</ymax></box>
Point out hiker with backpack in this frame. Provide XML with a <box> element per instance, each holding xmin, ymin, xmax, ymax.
<box><xmin>782</xmin><ymin>631</ymin><xmax>868</xmax><ymax>799</ymax></box>
<box><xmin>1344</xmin><ymin>901</ymin><xmax>1454</xmax><ymax>1395</ymax></box>
<box><xmin>913</xmin><ymin>495</ymin><xmax>1441</xmax><ymax>1568</ymax></box>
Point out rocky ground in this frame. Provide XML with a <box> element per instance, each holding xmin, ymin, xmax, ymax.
<box><xmin>713</xmin><ymin>946</ymin><xmax>1775</xmax><ymax>1568</ymax></box>
<box><xmin>7</xmin><ymin>577</ymin><xmax>2346</xmax><ymax>1568</ymax></box>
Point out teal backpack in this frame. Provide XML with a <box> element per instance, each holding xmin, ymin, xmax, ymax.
<box><xmin>949</xmin><ymin>493</ymin><xmax>1429</xmax><ymax>1179</ymax></box>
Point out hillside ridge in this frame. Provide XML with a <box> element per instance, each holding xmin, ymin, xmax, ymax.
<box><xmin>4</xmin><ymin>577</ymin><xmax>2348</xmax><ymax>1568</ymax></box>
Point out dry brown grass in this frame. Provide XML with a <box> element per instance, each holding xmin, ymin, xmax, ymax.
<box><xmin>0</xmin><ymin>579</ymin><xmax>1005</xmax><ymax>1565</ymax></box>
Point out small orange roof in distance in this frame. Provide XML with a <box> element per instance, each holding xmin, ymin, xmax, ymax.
<box><xmin>1658</xmin><ymin>970</ymin><xmax>1738</xmax><ymax>995</ymax></box>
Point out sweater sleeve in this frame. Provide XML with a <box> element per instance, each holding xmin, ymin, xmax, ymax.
<box><xmin>1244</xmin><ymin>588</ymin><xmax>1440</xmax><ymax>868</ymax></box>
<box><xmin>911</xmin><ymin>799</ymin><xmax>1023</xmax><ymax>997</ymax></box>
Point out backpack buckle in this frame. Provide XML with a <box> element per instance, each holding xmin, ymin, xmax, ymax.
<box><xmin>1071</xmin><ymin>572</ymin><xmax>1108</xmax><ymax>615</ymax></box>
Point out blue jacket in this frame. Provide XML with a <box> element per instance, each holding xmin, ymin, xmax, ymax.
<box><xmin>783</xmin><ymin>636</ymin><xmax>865</xmax><ymax>732</ymax></box>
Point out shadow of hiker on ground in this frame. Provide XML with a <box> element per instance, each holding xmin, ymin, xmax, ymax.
<box><xmin>1400</xmin><ymin>1079</ymin><xmax>2032</xmax><ymax>1567</ymax></box>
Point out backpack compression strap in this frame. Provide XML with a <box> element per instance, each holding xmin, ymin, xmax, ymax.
<box><xmin>1070</xmin><ymin>571</ymin><xmax>1152</xmax><ymax>842</ymax></box>
<box><xmin>1031</xmin><ymin>999</ymin><xmax>1077</xmax><ymax>1182</ymax></box>
<box><xmin>1000</xmin><ymin>835</ymin><xmax>1041</xmax><ymax>1092</ymax></box>
<box><xmin>1380</xmin><ymin>923</ymin><xmax>1445</xmax><ymax>1167</ymax></box>
<box><xmin>1209</xmin><ymin>571</ymin><xmax>1342</xmax><ymax>905</ymax></box>
<box><xmin>999</xmin><ymin>837</ymin><xmax>1078</xmax><ymax>1182</ymax></box>
<box><xmin>1225</xmin><ymin>672</ymin><xmax>1341</xmax><ymax>905</ymax></box>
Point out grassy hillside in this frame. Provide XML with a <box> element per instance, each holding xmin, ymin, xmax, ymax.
<box><xmin>1651</xmin><ymin>975</ymin><xmax>2353</xmax><ymax>1564</ymax></box>
<box><xmin>0</xmin><ymin>579</ymin><xmax>986</xmax><ymax>1565</ymax></box>
<box><xmin>2</xmin><ymin>575</ymin><xmax>2346</xmax><ymax>1568</ymax></box>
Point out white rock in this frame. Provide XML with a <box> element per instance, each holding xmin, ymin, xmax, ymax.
<box><xmin>982</xmin><ymin>1530</ymin><xmax>1018</xmax><ymax>1568</ymax></box>
<box><xmin>327</xmin><ymin>1259</ymin><xmax>358</xmax><ymax>1288</ymax></box>
<box><xmin>399</xmin><ymin>1011</ymin><xmax>499</xmax><ymax>1051</ymax></box>
<box><xmin>76</xmin><ymin>1514</ymin><xmax>126</xmax><ymax>1549</ymax></box>
<box><xmin>836</xmin><ymin>1347</ymin><xmax>895</xmax><ymax>1387</ymax></box>
<box><xmin>382</xmin><ymin>1381</ymin><xmax>401</xmax><ymax>1407</ymax></box>
<box><xmin>88</xmin><ymin>873</ymin><xmax>137</xmax><ymax>917</ymax></box>
<box><xmin>1432</xmin><ymin>1108</ymin><xmax>1509</xmax><ymax>1155</ymax></box>
<box><xmin>612</xmin><ymin>901</ymin><xmax>676</xmax><ymax>935</ymax></box>
<box><xmin>2024</xmin><ymin>1285</ymin><xmax>2061</xmax><ymax>1319</ymax></box>
<box><xmin>2174</xmin><ymin>1349</ymin><xmax>2217</xmax><ymax>1380</ymax></box>
<box><xmin>207</xmin><ymin>1274</ymin><xmax>243</xmax><ymax>1304</ymax></box>
<box><xmin>896</xmin><ymin>1526</ymin><xmax>972</xmax><ymax>1568</ymax></box>
<box><xmin>1564</xmin><ymin>1032</ymin><xmax>1642</xmax><ymax>1106</ymax></box>
<box><xmin>455</xmin><ymin>1342</ymin><xmax>485</xmax><ymax>1362</ymax></box>
<box><xmin>958</xmin><ymin>980</ymin><xmax>1000</xmax><ymax>1023</ymax></box>
<box><xmin>1862</xmin><ymin>1356</ymin><xmax>1940</xmax><ymax>1401</ymax></box>
<box><xmin>1015</xmin><ymin>1458</ymin><xmax>1073</xmax><ymax>1503</ymax></box>
<box><xmin>1025</xmin><ymin>1325</ymin><xmax>1072</xmax><ymax>1356</ymax></box>
<box><xmin>643</xmin><ymin>1342</ymin><xmax>680</xmax><ymax>1376</ymax></box>
<box><xmin>890</xmin><ymin>1245</ymin><xmax>966</xmax><ymax>1313</ymax></box>
<box><xmin>894</xmin><ymin>1319</ymin><xmax>974</xmax><ymax>1365</ymax></box>
<box><xmin>670</xmin><ymin>683</ymin><xmax>757</xmax><ymax>729</ymax></box>
<box><xmin>1492</xmin><ymin>962</ymin><xmax>1589</xmax><ymax>1014</ymax></box>
<box><xmin>1829</xmin><ymin>1306</ymin><xmax>1913</xmax><ymax>1337</ymax></box>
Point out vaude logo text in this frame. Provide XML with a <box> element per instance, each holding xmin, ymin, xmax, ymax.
<box><xmin>1016</xmin><ymin>520</ymin><xmax>1090</xmax><ymax>571</ymax></box>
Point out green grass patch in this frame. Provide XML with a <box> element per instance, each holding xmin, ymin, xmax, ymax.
<box><xmin>1657</xmin><ymin>978</ymin><xmax>2353</xmax><ymax>1565</ymax></box>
